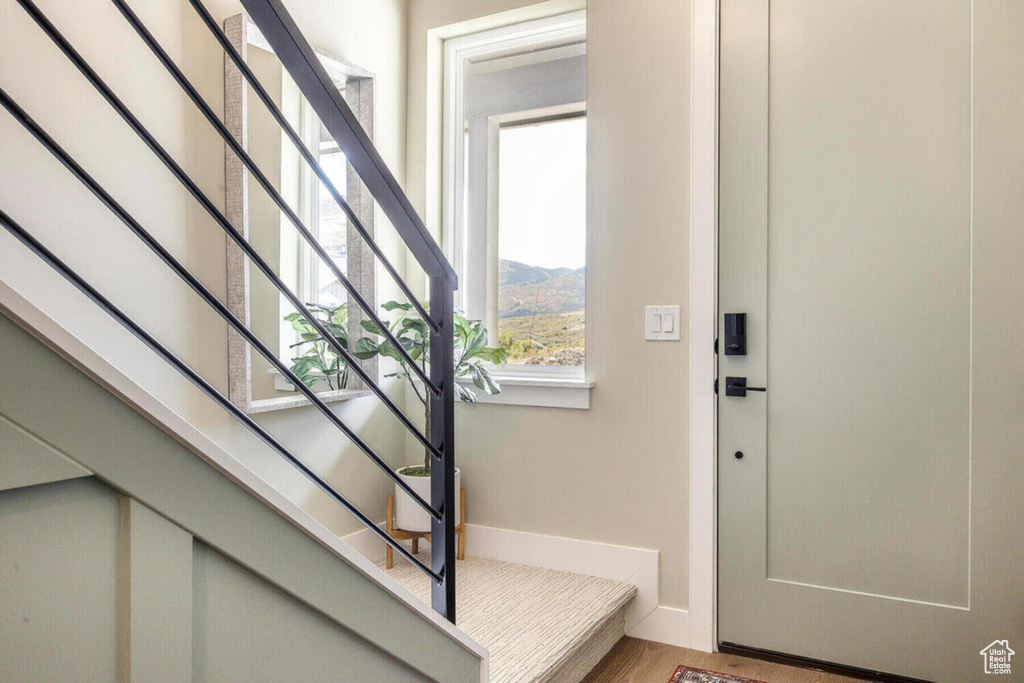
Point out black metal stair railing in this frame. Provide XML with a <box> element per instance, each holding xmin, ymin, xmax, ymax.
<box><xmin>1</xmin><ymin>0</ymin><xmax>459</xmax><ymax>621</ymax></box>
<box><xmin>113</xmin><ymin>0</ymin><xmax>442</xmax><ymax>395</ymax></box>
<box><xmin>0</xmin><ymin>88</ymin><xmax>438</xmax><ymax>521</ymax></box>
<box><xmin>0</xmin><ymin>205</ymin><xmax>442</xmax><ymax>583</ymax></box>
<box><xmin>14</xmin><ymin>0</ymin><xmax>441</xmax><ymax>466</ymax></box>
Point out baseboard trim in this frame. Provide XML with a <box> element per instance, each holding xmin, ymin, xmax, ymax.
<box><xmin>343</xmin><ymin>521</ymin><xmax>691</xmax><ymax>648</ymax></box>
<box><xmin>628</xmin><ymin>606</ymin><xmax>690</xmax><ymax>648</ymax></box>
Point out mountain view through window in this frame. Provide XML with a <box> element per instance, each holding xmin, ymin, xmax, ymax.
<box><xmin>497</xmin><ymin>116</ymin><xmax>586</xmax><ymax>367</ymax></box>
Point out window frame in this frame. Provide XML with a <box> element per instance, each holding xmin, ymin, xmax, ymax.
<box><xmin>486</xmin><ymin>105</ymin><xmax>588</xmax><ymax>381</ymax></box>
<box><xmin>443</xmin><ymin>11</ymin><xmax>587</xmax><ymax>309</ymax></box>
<box><xmin>441</xmin><ymin>11</ymin><xmax>590</xmax><ymax>387</ymax></box>
<box><xmin>223</xmin><ymin>14</ymin><xmax>377</xmax><ymax>414</ymax></box>
<box><xmin>297</xmin><ymin>101</ymin><xmax>348</xmax><ymax>316</ymax></box>
<box><xmin>269</xmin><ymin>99</ymin><xmax>353</xmax><ymax>394</ymax></box>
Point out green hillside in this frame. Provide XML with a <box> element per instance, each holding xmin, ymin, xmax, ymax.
<box><xmin>498</xmin><ymin>259</ymin><xmax>585</xmax><ymax>318</ymax></box>
<box><xmin>497</xmin><ymin>259</ymin><xmax>585</xmax><ymax>365</ymax></box>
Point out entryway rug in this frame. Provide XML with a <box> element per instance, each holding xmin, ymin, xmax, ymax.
<box><xmin>669</xmin><ymin>666</ymin><xmax>768</xmax><ymax>683</ymax></box>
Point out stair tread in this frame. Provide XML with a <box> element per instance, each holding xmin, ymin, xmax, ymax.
<box><xmin>379</xmin><ymin>553</ymin><xmax>637</xmax><ymax>683</ymax></box>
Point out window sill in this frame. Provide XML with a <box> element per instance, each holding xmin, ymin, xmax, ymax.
<box><xmin>248</xmin><ymin>388</ymin><xmax>373</xmax><ymax>415</ymax></box>
<box><xmin>457</xmin><ymin>375</ymin><xmax>593</xmax><ymax>410</ymax></box>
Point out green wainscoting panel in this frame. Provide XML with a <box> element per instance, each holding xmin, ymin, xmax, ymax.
<box><xmin>0</xmin><ymin>312</ymin><xmax>482</xmax><ymax>683</ymax></box>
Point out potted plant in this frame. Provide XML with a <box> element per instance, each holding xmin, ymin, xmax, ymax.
<box><xmin>283</xmin><ymin>302</ymin><xmax>352</xmax><ymax>391</ymax></box>
<box><xmin>354</xmin><ymin>301</ymin><xmax>506</xmax><ymax>532</ymax></box>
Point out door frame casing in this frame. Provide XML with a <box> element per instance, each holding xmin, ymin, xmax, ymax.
<box><xmin>688</xmin><ymin>0</ymin><xmax>719</xmax><ymax>654</ymax></box>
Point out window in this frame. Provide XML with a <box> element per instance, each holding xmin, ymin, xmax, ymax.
<box><xmin>443</xmin><ymin>12</ymin><xmax>588</xmax><ymax>391</ymax></box>
<box><xmin>308</xmin><ymin>120</ymin><xmax>348</xmax><ymax>307</ymax></box>
<box><xmin>296</xmin><ymin>112</ymin><xmax>351</xmax><ymax>310</ymax></box>
<box><xmin>496</xmin><ymin>115</ymin><xmax>586</xmax><ymax>371</ymax></box>
<box><xmin>223</xmin><ymin>14</ymin><xmax>377</xmax><ymax>413</ymax></box>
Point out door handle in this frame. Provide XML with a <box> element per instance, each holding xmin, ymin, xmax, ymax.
<box><xmin>725</xmin><ymin>376</ymin><xmax>766</xmax><ymax>397</ymax></box>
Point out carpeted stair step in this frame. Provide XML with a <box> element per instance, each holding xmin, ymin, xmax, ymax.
<box><xmin>380</xmin><ymin>553</ymin><xmax>637</xmax><ymax>683</ymax></box>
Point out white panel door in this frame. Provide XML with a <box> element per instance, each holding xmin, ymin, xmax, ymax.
<box><xmin>718</xmin><ymin>2</ymin><xmax>1024</xmax><ymax>681</ymax></box>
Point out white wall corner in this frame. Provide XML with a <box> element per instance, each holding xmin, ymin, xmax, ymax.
<box><xmin>341</xmin><ymin>522</ymin><xmax>389</xmax><ymax>564</ymax></box>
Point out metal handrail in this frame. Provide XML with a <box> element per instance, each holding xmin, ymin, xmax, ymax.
<box><xmin>111</xmin><ymin>0</ymin><xmax>441</xmax><ymax>395</ymax></box>
<box><xmin>185</xmin><ymin>0</ymin><xmax>438</xmax><ymax>334</ymax></box>
<box><xmin>0</xmin><ymin>207</ymin><xmax>442</xmax><ymax>583</ymax></box>
<box><xmin>12</xmin><ymin>0</ymin><xmax>442</xmax><ymax>463</ymax></box>
<box><xmin>0</xmin><ymin>87</ymin><xmax>438</xmax><ymax>521</ymax></box>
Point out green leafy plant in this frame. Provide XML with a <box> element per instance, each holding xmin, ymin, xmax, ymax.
<box><xmin>353</xmin><ymin>300</ymin><xmax>507</xmax><ymax>474</ymax></box>
<box><xmin>283</xmin><ymin>302</ymin><xmax>351</xmax><ymax>391</ymax></box>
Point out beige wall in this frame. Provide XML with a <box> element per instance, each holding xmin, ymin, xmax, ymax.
<box><xmin>0</xmin><ymin>0</ymin><xmax>411</xmax><ymax>538</ymax></box>
<box><xmin>405</xmin><ymin>0</ymin><xmax>693</xmax><ymax>608</ymax></box>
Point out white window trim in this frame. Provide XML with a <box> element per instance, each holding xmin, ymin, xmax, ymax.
<box><xmin>442</xmin><ymin>10</ymin><xmax>588</xmax><ymax>311</ymax></box>
<box><xmin>484</xmin><ymin>105</ymin><xmax>587</xmax><ymax>382</ymax></box>
<box><xmin>298</xmin><ymin>98</ymin><xmax>325</xmax><ymax>316</ymax></box>
<box><xmin>272</xmin><ymin>99</ymin><xmax>348</xmax><ymax>394</ymax></box>
<box><xmin>295</xmin><ymin>103</ymin><xmax>349</xmax><ymax>317</ymax></box>
<box><xmin>458</xmin><ymin>375</ymin><xmax>592</xmax><ymax>410</ymax></box>
<box><xmin>272</xmin><ymin>97</ymin><xmax>323</xmax><ymax>393</ymax></box>
<box><xmin>441</xmin><ymin>11</ymin><xmax>591</xmax><ymax>400</ymax></box>
<box><xmin>411</xmin><ymin>376</ymin><xmax>591</xmax><ymax>410</ymax></box>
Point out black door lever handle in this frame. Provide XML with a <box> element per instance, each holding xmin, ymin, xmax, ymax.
<box><xmin>725</xmin><ymin>376</ymin><xmax>766</xmax><ymax>397</ymax></box>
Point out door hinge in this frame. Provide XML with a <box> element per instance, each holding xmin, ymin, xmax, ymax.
<box><xmin>714</xmin><ymin>337</ymin><xmax>719</xmax><ymax>354</ymax></box>
<box><xmin>714</xmin><ymin>378</ymin><xmax>719</xmax><ymax>395</ymax></box>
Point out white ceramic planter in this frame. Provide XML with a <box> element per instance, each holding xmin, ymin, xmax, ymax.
<box><xmin>394</xmin><ymin>466</ymin><xmax>461</xmax><ymax>533</ymax></box>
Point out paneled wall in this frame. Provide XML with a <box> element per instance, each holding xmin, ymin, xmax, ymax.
<box><xmin>0</xmin><ymin>480</ymin><xmax>436</xmax><ymax>683</ymax></box>
<box><xmin>0</xmin><ymin>312</ymin><xmax>483</xmax><ymax>683</ymax></box>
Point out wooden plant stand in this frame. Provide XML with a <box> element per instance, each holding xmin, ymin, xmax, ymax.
<box><xmin>386</xmin><ymin>488</ymin><xmax>465</xmax><ymax>569</ymax></box>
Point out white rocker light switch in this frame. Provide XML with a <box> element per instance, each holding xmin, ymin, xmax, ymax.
<box><xmin>646</xmin><ymin>305</ymin><xmax>681</xmax><ymax>341</ymax></box>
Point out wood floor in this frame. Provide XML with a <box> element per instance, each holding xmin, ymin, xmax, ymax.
<box><xmin>581</xmin><ymin>638</ymin><xmax>869</xmax><ymax>683</ymax></box>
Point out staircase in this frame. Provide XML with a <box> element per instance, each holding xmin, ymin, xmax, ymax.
<box><xmin>0</xmin><ymin>291</ymin><xmax>487</xmax><ymax>683</ymax></box>
<box><xmin>2</xmin><ymin>0</ymin><xmax>459</xmax><ymax>621</ymax></box>
<box><xmin>0</xmin><ymin>0</ymin><xmax>636</xmax><ymax>680</ymax></box>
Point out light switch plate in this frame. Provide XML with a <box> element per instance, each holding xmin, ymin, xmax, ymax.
<box><xmin>646</xmin><ymin>305</ymin><xmax>681</xmax><ymax>341</ymax></box>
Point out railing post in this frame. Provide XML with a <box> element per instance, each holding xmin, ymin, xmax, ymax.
<box><xmin>429</xmin><ymin>275</ymin><xmax>457</xmax><ymax>622</ymax></box>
